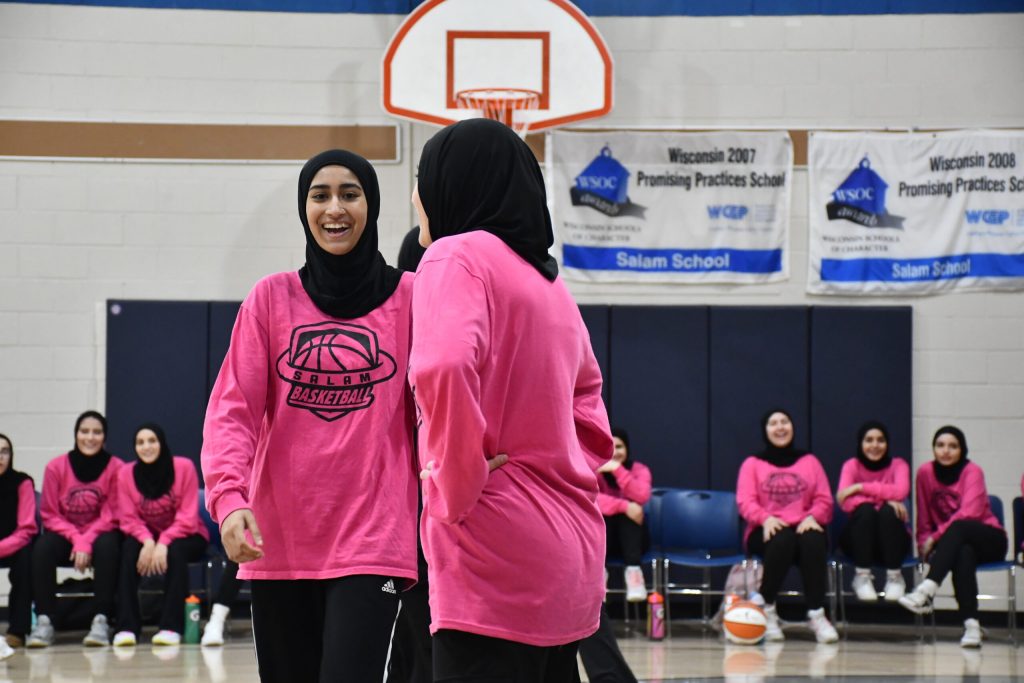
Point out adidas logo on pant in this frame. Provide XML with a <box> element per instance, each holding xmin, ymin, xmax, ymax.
<box><xmin>381</xmin><ymin>579</ymin><xmax>396</xmax><ymax>594</ymax></box>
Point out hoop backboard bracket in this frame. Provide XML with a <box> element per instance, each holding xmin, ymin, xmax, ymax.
<box><xmin>383</xmin><ymin>0</ymin><xmax>613</xmax><ymax>133</ymax></box>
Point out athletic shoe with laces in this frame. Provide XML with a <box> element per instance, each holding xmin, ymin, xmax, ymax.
<box><xmin>0</xmin><ymin>638</ymin><xmax>14</xmax><ymax>661</ymax></box>
<box><xmin>26</xmin><ymin>615</ymin><xmax>54</xmax><ymax>648</ymax></box>
<box><xmin>624</xmin><ymin>565</ymin><xmax>647</xmax><ymax>602</ymax></box>
<box><xmin>152</xmin><ymin>630</ymin><xmax>181</xmax><ymax>646</ymax></box>
<box><xmin>112</xmin><ymin>631</ymin><xmax>136</xmax><ymax>647</ymax></box>
<box><xmin>882</xmin><ymin>571</ymin><xmax>906</xmax><ymax>601</ymax></box>
<box><xmin>807</xmin><ymin>607</ymin><xmax>839</xmax><ymax>644</ymax></box>
<box><xmin>960</xmin><ymin>618</ymin><xmax>982</xmax><ymax>648</ymax></box>
<box><xmin>898</xmin><ymin>579</ymin><xmax>936</xmax><ymax>615</ymax></box>
<box><xmin>82</xmin><ymin>614</ymin><xmax>110</xmax><ymax>647</ymax></box>
<box><xmin>852</xmin><ymin>571</ymin><xmax>878</xmax><ymax>602</ymax></box>
<box><xmin>763</xmin><ymin>603</ymin><xmax>785</xmax><ymax>642</ymax></box>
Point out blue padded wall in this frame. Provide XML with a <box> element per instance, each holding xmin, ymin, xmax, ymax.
<box><xmin>578</xmin><ymin>305</ymin><xmax>611</xmax><ymax>408</ymax></box>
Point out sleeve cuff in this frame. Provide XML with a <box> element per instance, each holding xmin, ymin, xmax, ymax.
<box><xmin>211</xmin><ymin>490</ymin><xmax>249</xmax><ymax>526</ymax></box>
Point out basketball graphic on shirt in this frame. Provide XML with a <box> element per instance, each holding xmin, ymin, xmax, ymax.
<box><xmin>63</xmin><ymin>485</ymin><xmax>104</xmax><ymax>528</ymax></box>
<box><xmin>140</xmin><ymin>493</ymin><xmax>177</xmax><ymax>533</ymax></box>
<box><xmin>762</xmin><ymin>472</ymin><xmax>807</xmax><ymax>507</ymax></box>
<box><xmin>933</xmin><ymin>489</ymin><xmax>959</xmax><ymax>520</ymax></box>
<box><xmin>277</xmin><ymin>321</ymin><xmax>397</xmax><ymax>421</ymax></box>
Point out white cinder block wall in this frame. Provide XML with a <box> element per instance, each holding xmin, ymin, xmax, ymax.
<box><xmin>1</xmin><ymin>4</ymin><xmax>1022</xmax><ymax>607</ymax></box>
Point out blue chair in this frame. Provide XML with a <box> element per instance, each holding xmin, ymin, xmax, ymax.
<box><xmin>1013</xmin><ymin>497</ymin><xmax>1023</xmax><ymax>567</ymax></box>
<box><xmin>604</xmin><ymin>488</ymin><xmax>666</xmax><ymax>626</ymax></box>
<box><xmin>659</xmin><ymin>489</ymin><xmax>746</xmax><ymax>633</ymax></box>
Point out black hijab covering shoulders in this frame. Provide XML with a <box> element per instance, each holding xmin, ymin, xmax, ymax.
<box><xmin>855</xmin><ymin>420</ymin><xmax>893</xmax><ymax>472</ymax></box>
<box><xmin>755</xmin><ymin>408</ymin><xmax>809</xmax><ymax>468</ymax></box>
<box><xmin>132</xmin><ymin>423</ymin><xmax>176</xmax><ymax>500</ymax></box>
<box><xmin>69</xmin><ymin>410</ymin><xmax>113</xmax><ymax>484</ymax></box>
<box><xmin>931</xmin><ymin>424</ymin><xmax>970</xmax><ymax>486</ymax></box>
<box><xmin>416</xmin><ymin>118</ymin><xmax>558</xmax><ymax>281</ymax></box>
<box><xmin>297</xmin><ymin>149</ymin><xmax>402</xmax><ymax>319</ymax></box>
<box><xmin>0</xmin><ymin>433</ymin><xmax>33</xmax><ymax>540</ymax></box>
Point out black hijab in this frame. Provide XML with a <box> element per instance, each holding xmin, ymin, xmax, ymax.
<box><xmin>69</xmin><ymin>410</ymin><xmax>113</xmax><ymax>483</ymax></box>
<box><xmin>756</xmin><ymin>409</ymin><xmax>809</xmax><ymax>468</ymax></box>
<box><xmin>397</xmin><ymin>227</ymin><xmax>427</xmax><ymax>272</ymax></box>
<box><xmin>297</xmin><ymin>149</ymin><xmax>402</xmax><ymax>319</ymax></box>
<box><xmin>0</xmin><ymin>434</ymin><xmax>32</xmax><ymax>540</ymax></box>
<box><xmin>604</xmin><ymin>426</ymin><xmax>635</xmax><ymax>490</ymax></box>
<box><xmin>931</xmin><ymin>425</ymin><xmax>970</xmax><ymax>486</ymax></box>
<box><xmin>855</xmin><ymin>420</ymin><xmax>893</xmax><ymax>472</ymax></box>
<box><xmin>416</xmin><ymin>118</ymin><xmax>558</xmax><ymax>281</ymax></box>
<box><xmin>132</xmin><ymin>423</ymin><xmax>176</xmax><ymax>500</ymax></box>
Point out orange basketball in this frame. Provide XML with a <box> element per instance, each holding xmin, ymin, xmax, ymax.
<box><xmin>723</xmin><ymin>601</ymin><xmax>767</xmax><ymax>645</ymax></box>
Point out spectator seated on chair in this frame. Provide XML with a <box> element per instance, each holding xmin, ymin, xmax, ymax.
<box><xmin>0</xmin><ymin>433</ymin><xmax>37</xmax><ymax>658</ymax></box>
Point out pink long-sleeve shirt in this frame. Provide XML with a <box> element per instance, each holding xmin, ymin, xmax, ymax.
<box><xmin>736</xmin><ymin>453</ymin><xmax>834</xmax><ymax>547</ymax></box>
<box><xmin>40</xmin><ymin>454</ymin><xmax>122</xmax><ymax>554</ymax></box>
<box><xmin>410</xmin><ymin>231</ymin><xmax>610</xmax><ymax>647</ymax></box>
<box><xmin>914</xmin><ymin>461</ymin><xmax>1003</xmax><ymax>548</ymax></box>
<box><xmin>201</xmin><ymin>271</ymin><xmax>418</xmax><ymax>582</ymax></box>
<box><xmin>597</xmin><ymin>461</ymin><xmax>652</xmax><ymax>517</ymax></box>
<box><xmin>0</xmin><ymin>479</ymin><xmax>37</xmax><ymax>558</ymax></box>
<box><xmin>836</xmin><ymin>457</ymin><xmax>911</xmax><ymax>513</ymax></box>
<box><xmin>118</xmin><ymin>457</ymin><xmax>210</xmax><ymax>546</ymax></box>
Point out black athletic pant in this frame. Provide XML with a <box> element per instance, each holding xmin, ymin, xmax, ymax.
<box><xmin>747</xmin><ymin>526</ymin><xmax>829</xmax><ymax>610</ymax></box>
<box><xmin>250</xmin><ymin>575</ymin><xmax>400</xmax><ymax>683</ymax></box>
<box><xmin>117</xmin><ymin>534</ymin><xmax>207</xmax><ymax>635</ymax></box>
<box><xmin>0</xmin><ymin>543</ymin><xmax>34</xmax><ymax>637</ymax></box>
<box><xmin>433</xmin><ymin>629</ymin><xmax>581</xmax><ymax>683</ymax></box>
<box><xmin>213</xmin><ymin>559</ymin><xmax>241</xmax><ymax>606</ymax></box>
<box><xmin>839</xmin><ymin>503</ymin><xmax>910</xmax><ymax>569</ymax></box>
<box><xmin>32</xmin><ymin>530</ymin><xmax>120</xmax><ymax>619</ymax></box>
<box><xmin>605</xmin><ymin>514</ymin><xmax>649</xmax><ymax>566</ymax></box>
<box><xmin>578</xmin><ymin>605</ymin><xmax>638</xmax><ymax>683</ymax></box>
<box><xmin>925</xmin><ymin>520</ymin><xmax>1007</xmax><ymax>620</ymax></box>
<box><xmin>387</xmin><ymin>542</ymin><xmax>431</xmax><ymax>683</ymax></box>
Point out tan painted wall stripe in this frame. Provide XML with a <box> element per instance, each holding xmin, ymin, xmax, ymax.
<box><xmin>0</xmin><ymin>121</ymin><xmax>399</xmax><ymax>161</ymax></box>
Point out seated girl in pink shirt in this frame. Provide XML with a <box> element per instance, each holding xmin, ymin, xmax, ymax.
<box><xmin>597</xmin><ymin>427</ymin><xmax>652</xmax><ymax>602</ymax></box>
<box><xmin>736</xmin><ymin>409</ymin><xmax>838</xmax><ymax>644</ymax></box>
<box><xmin>835</xmin><ymin>421</ymin><xmax>911</xmax><ymax>602</ymax></box>
<box><xmin>113</xmin><ymin>424</ymin><xmax>208</xmax><ymax>647</ymax></box>
<box><xmin>899</xmin><ymin>426</ymin><xmax>1006</xmax><ymax>649</ymax></box>
<box><xmin>0</xmin><ymin>433</ymin><xmax>36</xmax><ymax>656</ymax></box>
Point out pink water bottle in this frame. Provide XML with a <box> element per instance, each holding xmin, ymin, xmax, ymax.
<box><xmin>647</xmin><ymin>591</ymin><xmax>665</xmax><ymax>641</ymax></box>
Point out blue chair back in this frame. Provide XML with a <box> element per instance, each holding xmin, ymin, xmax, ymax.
<box><xmin>989</xmin><ymin>495</ymin><xmax>1004</xmax><ymax>527</ymax></box>
<box><xmin>644</xmin><ymin>487</ymin><xmax>669</xmax><ymax>552</ymax></box>
<box><xmin>1013</xmin><ymin>497</ymin><xmax>1023</xmax><ymax>562</ymax></box>
<box><xmin>659</xmin><ymin>489</ymin><xmax>741</xmax><ymax>553</ymax></box>
<box><xmin>198</xmin><ymin>488</ymin><xmax>223</xmax><ymax>556</ymax></box>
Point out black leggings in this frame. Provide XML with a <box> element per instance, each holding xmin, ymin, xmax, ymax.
<box><xmin>839</xmin><ymin>503</ymin><xmax>910</xmax><ymax>569</ymax></box>
<box><xmin>925</xmin><ymin>520</ymin><xmax>1007</xmax><ymax>620</ymax></box>
<box><xmin>32</xmin><ymin>530</ymin><xmax>121</xmax><ymax>619</ymax></box>
<box><xmin>578</xmin><ymin>604</ymin><xmax>637</xmax><ymax>683</ymax></box>
<box><xmin>212</xmin><ymin>560</ymin><xmax>241</xmax><ymax>606</ymax></box>
<box><xmin>117</xmin><ymin>534</ymin><xmax>208</xmax><ymax>635</ymax></box>
<box><xmin>250</xmin><ymin>575</ymin><xmax>399</xmax><ymax>683</ymax></box>
<box><xmin>605</xmin><ymin>514</ymin><xmax>649</xmax><ymax>566</ymax></box>
<box><xmin>433</xmin><ymin>629</ymin><xmax>581</xmax><ymax>683</ymax></box>
<box><xmin>747</xmin><ymin>526</ymin><xmax>829</xmax><ymax>610</ymax></box>
<box><xmin>0</xmin><ymin>543</ymin><xmax>34</xmax><ymax>637</ymax></box>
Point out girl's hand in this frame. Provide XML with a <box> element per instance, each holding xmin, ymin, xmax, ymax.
<box><xmin>221</xmin><ymin>508</ymin><xmax>264</xmax><ymax>564</ymax></box>
<box><xmin>920</xmin><ymin>536</ymin><xmax>935</xmax><ymax>559</ymax></box>
<box><xmin>151</xmin><ymin>543</ymin><xmax>169</xmax><ymax>575</ymax></box>
<box><xmin>71</xmin><ymin>550</ymin><xmax>92</xmax><ymax>573</ymax></box>
<box><xmin>836</xmin><ymin>483</ymin><xmax>862</xmax><ymax>504</ymax></box>
<box><xmin>137</xmin><ymin>539</ymin><xmax>155</xmax><ymax>575</ymax></box>
<box><xmin>596</xmin><ymin>459</ymin><xmax>621</xmax><ymax>474</ymax></box>
<box><xmin>625</xmin><ymin>501</ymin><xmax>644</xmax><ymax>525</ymax></box>
<box><xmin>887</xmin><ymin>500</ymin><xmax>909</xmax><ymax>522</ymax></box>
<box><xmin>762</xmin><ymin>516</ymin><xmax>788</xmax><ymax>542</ymax></box>
<box><xmin>796</xmin><ymin>515</ymin><xmax>823</xmax><ymax>534</ymax></box>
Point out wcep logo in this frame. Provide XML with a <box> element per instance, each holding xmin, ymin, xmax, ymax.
<box><xmin>964</xmin><ymin>210</ymin><xmax>1010</xmax><ymax>225</ymax></box>
<box><xmin>571</xmin><ymin>145</ymin><xmax>646</xmax><ymax>218</ymax></box>
<box><xmin>826</xmin><ymin>156</ymin><xmax>904</xmax><ymax>229</ymax></box>
<box><xmin>707</xmin><ymin>205</ymin><xmax>749</xmax><ymax>220</ymax></box>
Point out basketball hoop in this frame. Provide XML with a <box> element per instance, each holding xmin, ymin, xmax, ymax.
<box><xmin>454</xmin><ymin>88</ymin><xmax>540</xmax><ymax>138</ymax></box>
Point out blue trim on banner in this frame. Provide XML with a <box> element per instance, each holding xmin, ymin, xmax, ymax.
<box><xmin>8</xmin><ymin>0</ymin><xmax>1024</xmax><ymax>14</ymax></box>
<box><xmin>563</xmin><ymin>245</ymin><xmax>783</xmax><ymax>274</ymax></box>
<box><xmin>820</xmin><ymin>253</ymin><xmax>1024</xmax><ymax>283</ymax></box>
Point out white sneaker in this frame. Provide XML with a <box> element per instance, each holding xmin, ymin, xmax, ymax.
<box><xmin>960</xmin><ymin>618</ymin><xmax>982</xmax><ymax>648</ymax></box>
<box><xmin>112</xmin><ymin>631</ymin><xmax>136</xmax><ymax>647</ymax></box>
<box><xmin>202</xmin><ymin>603</ymin><xmax>230</xmax><ymax>646</ymax></box>
<box><xmin>152</xmin><ymin>630</ymin><xmax>181</xmax><ymax>646</ymax></box>
<box><xmin>624</xmin><ymin>565</ymin><xmax>647</xmax><ymax>602</ymax></box>
<box><xmin>26</xmin><ymin>615</ymin><xmax>54</xmax><ymax>648</ymax></box>
<box><xmin>0</xmin><ymin>638</ymin><xmax>14</xmax><ymax>661</ymax></box>
<box><xmin>852</xmin><ymin>570</ymin><xmax>878</xmax><ymax>602</ymax></box>
<box><xmin>898</xmin><ymin>579</ymin><xmax>937</xmax><ymax>615</ymax></box>
<box><xmin>807</xmin><ymin>607</ymin><xmax>839</xmax><ymax>644</ymax></box>
<box><xmin>763</xmin><ymin>603</ymin><xmax>785</xmax><ymax>642</ymax></box>
<box><xmin>82</xmin><ymin>614</ymin><xmax>110</xmax><ymax>647</ymax></box>
<box><xmin>882</xmin><ymin>571</ymin><xmax>906</xmax><ymax>601</ymax></box>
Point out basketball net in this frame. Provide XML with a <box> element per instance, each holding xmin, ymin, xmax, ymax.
<box><xmin>454</xmin><ymin>88</ymin><xmax>540</xmax><ymax>139</ymax></box>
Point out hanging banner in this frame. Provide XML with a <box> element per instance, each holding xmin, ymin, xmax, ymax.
<box><xmin>549</xmin><ymin>131</ymin><xmax>792</xmax><ymax>283</ymax></box>
<box><xmin>808</xmin><ymin>131</ymin><xmax>1024</xmax><ymax>295</ymax></box>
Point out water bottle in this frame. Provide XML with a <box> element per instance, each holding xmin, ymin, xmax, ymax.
<box><xmin>647</xmin><ymin>591</ymin><xmax>665</xmax><ymax>641</ymax></box>
<box><xmin>184</xmin><ymin>595</ymin><xmax>201</xmax><ymax>644</ymax></box>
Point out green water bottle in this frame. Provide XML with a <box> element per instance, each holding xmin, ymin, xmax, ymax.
<box><xmin>184</xmin><ymin>595</ymin><xmax>201</xmax><ymax>644</ymax></box>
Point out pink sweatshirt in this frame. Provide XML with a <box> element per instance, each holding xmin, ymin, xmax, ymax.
<box><xmin>410</xmin><ymin>231</ymin><xmax>610</xmax><ymax>647</ymax></box>
<box><xmin>836</xmin><ymin>457</ymin><xmax>911</xmax><ymax>513</ymax></box>
<box><xmin>40</xmin><ymin>454</ymin><xmax>122</xmax><ymax>554</ymax></box>
<box><xmin>914</xmin><ymin>461</ymin><xmax>1003</xmax><ymax>548</ymax></box>
<box><xmin>118</xmin><ymin>457</ymin><xmax>210</xmax><ymax>546</ymax></box>
<box><xmin>736</xmin><ymin>454</ymin><xmax>834</xmax><ymax>546</ymax></box>
<box><xmin>201</xmin><ymin>271</ymin><xmax>418</xmax><ymax>582</ymax></box>
<box><xmin>597</xmin><ymin>461</ymin><xmax>652</xmax><ymax>516</ymax></box>
<box><xmin>0</xmin><ymin>479</ymin><xmax>38</xmax><ymax>558</ymax></box>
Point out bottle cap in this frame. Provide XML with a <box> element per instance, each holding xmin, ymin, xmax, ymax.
<box><xmin>186</xmin><ymin>595</ymin><xmax>201</xmax><ymax>604</ymax></box>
